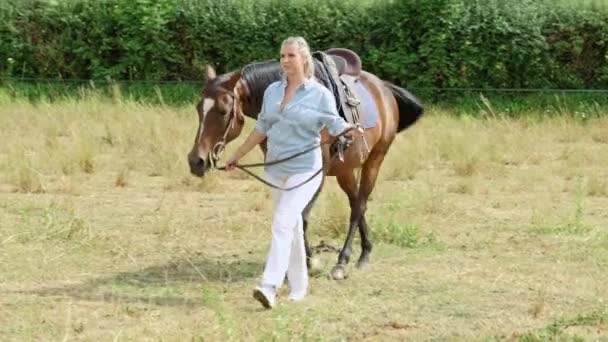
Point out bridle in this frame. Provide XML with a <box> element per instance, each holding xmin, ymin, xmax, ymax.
<box><xmin>209</xmin><ymin>85</ymin><xmax>244</xmax><ymax>168</ymax></box>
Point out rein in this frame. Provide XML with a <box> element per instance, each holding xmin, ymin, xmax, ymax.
<box><xmin>220</xmin><ymin>164</ymin><xmax>325</xmax><ymax>191</ymax></box>
<box><xmin>216</xmin><ymin>140</ymin><xmax>339</xmax><ymax>192</ymax></box>
<box><xmin>216</xmin><ymin>128</ymin><xmax>354</xmax><ymax>191</ymax></box>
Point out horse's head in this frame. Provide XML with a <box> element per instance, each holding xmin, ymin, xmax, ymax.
<box><xmin>188</xmin><ymin>65</ymin><xmax>246</xmax><ymax>177</ymax></box>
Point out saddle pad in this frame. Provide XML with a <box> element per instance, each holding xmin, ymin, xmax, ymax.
<box><xmin>353</xmin><ymin>80</ymin><xmax>378</xmax><ymax>129</ymax></box>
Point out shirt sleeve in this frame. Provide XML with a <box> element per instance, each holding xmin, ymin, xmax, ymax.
<box><xmin>318</xmin><ymin>89</ymin><xmax>351</xmax><ymax>136</ymax></box>
<box><xmin>255</xmin><ymin>87</ymin><xmax>272</xmax><ymax>134</ymax></box>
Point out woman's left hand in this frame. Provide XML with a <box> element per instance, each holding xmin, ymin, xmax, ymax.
<box><xmin>349</xmin><ymin>124</ymin><xmax>364</xmax><ymax>138</ymax></box>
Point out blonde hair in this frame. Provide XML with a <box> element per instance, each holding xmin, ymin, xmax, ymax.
<box><xmin>281</xmin><ymin>36</ymin><xmax>315</xmax><ymax>79</ymax></box>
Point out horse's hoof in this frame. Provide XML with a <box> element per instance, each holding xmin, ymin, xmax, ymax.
<box><xmin>356</xmin><ymin>259</ymin><xmax>369</xmax><ymax>270</ymax></box>
<box><xmin>308</xmin><ymin>256</ymin><xmax>324</xmax><ymax>276</ymax></box>
<box><xmin>330</xmin><ymin>265</ymin><xmax>346</xmax><ymax>280</ymax></box>
<box><xmin>309</xmin><ymin>256</ymin><xmax>323</xmax><ymax>272</ymax></box>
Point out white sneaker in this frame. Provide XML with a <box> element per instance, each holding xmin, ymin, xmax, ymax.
<box><xmin>288</xmin><ymin>289</ymin><xmax>307</xmax><ymax>302</ymax></box>
<box><xmin>253</xmin><ymin>285</ymin><xmax>276</xmax><ymax>309</ymax></box>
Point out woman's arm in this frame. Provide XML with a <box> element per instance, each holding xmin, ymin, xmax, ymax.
<box><xmin>225</xmin><ymin>130</ymin><xmax>267</xmax><ymax>170</ymax></box>
<box><xmin>317</xmin><ymin>90</ymin><xmax>362</xmax><ymax>137</ymax></box>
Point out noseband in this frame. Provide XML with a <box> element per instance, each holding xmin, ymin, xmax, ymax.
<box><xmin>209</xmin><ymin>86</ymin><xmax>244</xmax><ymax>168</ymax></box>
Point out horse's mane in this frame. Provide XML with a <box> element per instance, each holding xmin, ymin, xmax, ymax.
<box><xmin>240</xmin><ymin>60</ymin><xmax>282</xmax><ymax>114</ymax></box>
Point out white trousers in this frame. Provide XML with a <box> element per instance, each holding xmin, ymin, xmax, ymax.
<box><xmin>261</xmin><ymin>171</ymin><xmax>323</xmax><ymax>294</ymax></box>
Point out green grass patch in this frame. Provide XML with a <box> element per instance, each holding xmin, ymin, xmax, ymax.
<box><xmin>529</xmin><ymin>180</ymin><xmax>592</xmax><ymax>235</ymax></box>
<box><xmin>370</xmin><ymin>204</ymin><xmax>441</xmax><ymax>249</ymax></box>
<box><xmin>15</xmin><ymin>201</ymin><xmax>90</xmax><ymax>242</ymax></box>
<box><xmin>517</xmin><ymin>308</ymin><xmax>608</xmax><ymax>341</ymax></box>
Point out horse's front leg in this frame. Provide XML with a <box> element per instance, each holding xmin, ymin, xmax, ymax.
<box><xmin>355</xmin><ymin>147</ymin><xmax>387</xmax><ymax>269</ymax></box>
<box><xmin>330</xmin><ymin>171</ymin><xmax>359</xmax><ymax>280</ymax></box>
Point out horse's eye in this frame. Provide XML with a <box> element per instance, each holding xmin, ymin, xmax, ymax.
<box><xmin>216</xmin><ymin>94</ymin><xmax>234</xmax><ymax>115</ymax></box>
<box><xmin>219</xmin><ymin>93</ymin><xmax>233</xmax><ymax>106</ymax></box>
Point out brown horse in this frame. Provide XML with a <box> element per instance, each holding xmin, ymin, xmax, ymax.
<box><xmin>188</xmin><ymin>55</ymin><xmax>423</xmax><ymax>280</ymax></box>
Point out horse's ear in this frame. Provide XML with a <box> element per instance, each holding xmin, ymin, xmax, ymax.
<box><xmin>206</xmin><ymin>65</ymin><xmax>216</xmax><ymax>81</ymax></box>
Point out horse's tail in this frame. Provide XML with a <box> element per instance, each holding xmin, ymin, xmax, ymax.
<box><xmin>385</xmin><ymin>82</ymin><xmax>424</xmax><ymax>132</ymax></box>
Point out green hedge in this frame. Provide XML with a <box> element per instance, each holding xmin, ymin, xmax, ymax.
<box><xmin>1</xmin><ymin>0</ymin><xmax>607</xmax><ymax>90</ymax></box>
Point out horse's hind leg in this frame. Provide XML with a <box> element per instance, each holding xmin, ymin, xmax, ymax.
<box><xmin>302</xmin><ymin>175</ymin><xmax>325</xmax><ymax>270</ymax></box>
<box><xmin>330</xmin><ymin>170</ymin><xmax>359</xmax><ymax>280</ymax></box>
<box><xmin>355</xmin><ymin>148</ymin><xmax>388</xmax><ymax>269</ymax></box>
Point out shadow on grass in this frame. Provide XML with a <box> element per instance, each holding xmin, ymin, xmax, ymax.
<box><xmin>10</xmin><ymin>257</ymin><xmax>263</xmax><ymax>307</ymax></box>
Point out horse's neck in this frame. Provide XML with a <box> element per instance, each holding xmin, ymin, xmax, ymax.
<box><xmin>237</xmin><ymin>61</ymin><xmax>283</xmax><ymax>120</ymax></box>
<box><xmin>239</xmin><ymin>90</ymin><xmax>263</xmax><ymax>121</ymax></box>
<box><xmin>221</xmin><ymin>72</ymin><xmax>261</xmax><ymax>121</ymax></box>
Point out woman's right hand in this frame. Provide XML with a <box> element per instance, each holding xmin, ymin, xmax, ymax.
<box><xmin>225</xmin><ymin>154</ymin><xmax>240</xmax><ymax>171</ymax></box>
<box><xmin>222</xmin><ymin>130</ymin><xmax>265</xmax><ymax>171</ymax></box>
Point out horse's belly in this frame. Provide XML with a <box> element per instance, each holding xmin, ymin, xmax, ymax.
<box><xmin>323</xmin><ymin>136</ymin><xmax>376</xmax><ymax>176</ymax></box>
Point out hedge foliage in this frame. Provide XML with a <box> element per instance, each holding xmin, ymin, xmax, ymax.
<box><xmin>1</xmin><ymin>0</ymin><xmax>608</xmax><ymax>90</ymax></box>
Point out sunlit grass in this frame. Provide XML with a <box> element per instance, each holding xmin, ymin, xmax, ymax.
<box><xmin>0</xmin><ymin>94</ymin><xmax>195</xmax><ymax>191</ymax></box>
<box><xmin>0</xmin><ymin>95</ymin><xmax>607</xmax><ymax>340</ymax></box>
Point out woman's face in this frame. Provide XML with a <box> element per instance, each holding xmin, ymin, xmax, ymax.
<box><xmin>280</xmin><ymin>43</ymin><xmax>305</xmax><ymax>78</ymax></box>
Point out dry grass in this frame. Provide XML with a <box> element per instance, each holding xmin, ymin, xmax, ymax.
<box><xmin>1</xmin><ymin>97</ymin><xmax>608</xmax><ymax>341</ymax></box>
<box><xmin>587</xmin><ymin>175</ymin><xmax>608</xmax><ymax>197</ymax></box>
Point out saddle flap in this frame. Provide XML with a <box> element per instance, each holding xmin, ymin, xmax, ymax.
<box><xmin>312</xmin><ymin>51</ymin><xmax>363</xmax><ymax>126</ymax></box>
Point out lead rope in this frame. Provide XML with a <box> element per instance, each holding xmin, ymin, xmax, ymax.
<box><xmin>216</xmin><ymin>127</ymin><xmax>356</xmax><ymax>191</ymax></box>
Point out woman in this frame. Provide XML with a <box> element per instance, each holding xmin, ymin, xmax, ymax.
<box><xmin>225</xmin><ymin>36</ymin><xmax>362</xmax><ymax>309</ymax></box>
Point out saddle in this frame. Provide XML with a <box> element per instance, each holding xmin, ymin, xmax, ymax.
<box><xmin>313</xmin><ymin>48</ymin><xmax>363</xmax><ymax>127</ymax></box>
<box><xmin>325</xmin><ymin>48</ymin><xmax>361</xmax><ymax>79</ymax></box>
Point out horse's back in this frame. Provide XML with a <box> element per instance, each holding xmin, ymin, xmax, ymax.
<box><xmin>359</xmin><ymin>71</ymin><xmax>400</xmax><ymax>141</ymax></box>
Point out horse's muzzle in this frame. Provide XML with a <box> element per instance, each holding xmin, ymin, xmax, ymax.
<box><xmin>188</xmin><ymin>152</ymin><xmax>209</xmax><ymax>177</ymax></box>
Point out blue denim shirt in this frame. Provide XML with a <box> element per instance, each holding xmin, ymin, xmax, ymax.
<box><xmin>255</xmin><ymin>78</ymin><xmax>351</xmax><ymax>177</ymax></box>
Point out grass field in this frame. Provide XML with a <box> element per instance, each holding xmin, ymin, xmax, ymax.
<box><xmin>1</xmin><ymin>92</ymin><xmax>607</xmax><ymax>341</ymax></box>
